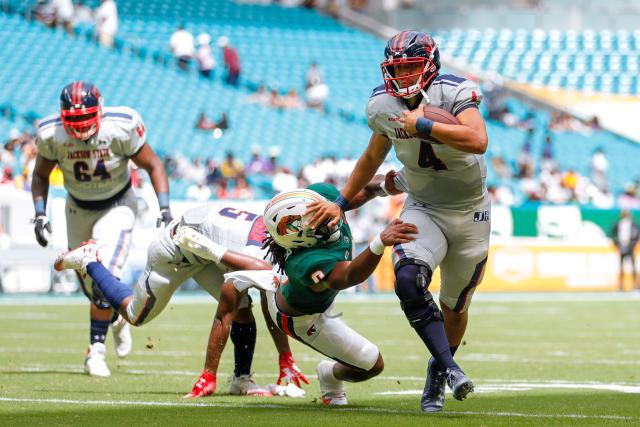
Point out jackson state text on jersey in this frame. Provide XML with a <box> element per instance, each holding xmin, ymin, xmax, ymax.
<box><xmin>36</xmin><ymin>106</ymin><xmax>146</xmax><ymax>201</ymax></box>
<box><xmin>366</xmin><ymin>74</ymin><xmax>487</xmax><ymax>209</ymax></box>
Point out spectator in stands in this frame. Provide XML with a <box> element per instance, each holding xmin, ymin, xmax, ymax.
<box><xmin>50</xmin><ymin>0</ymin><xmax>75</xmax><ymax>36</ymax></box>
<box><xmin>205</xmin><ymin>159</ymin><xmax>221</xmax><ymax>185</ymax></box>
<box><xmin>195</xmin><ymin>111</ymin><xmax>228</xmax><ymax>131</ymax></box>
<box><xmin>246</xmin><ymin>146</ymin><xmax>269</xmax><ymax>174</ymax></box>
<box><xmin>305</xmin><ymin>62</ymin><xmax>329</xmax><ymax>110</ymax></box>
<box><xmin>32</xmin><ymin>0</ymin><xmax>56</xmax><ymax>28</ymax></box>
<box><xmin>218</xmin><ymin>36</ymin><xmax>241</xmax><ymax>85</ymax></box>
<box><xmin>588</xmin><ymin>116</ymin><xmax>602</xmax><ymax>131</ymax></box>
<box><xmin>196</xmin><ymin>33</ymin><xmax>216</xmax><ymax>78</ymax></box>
<box><xmin>73</xmin><ymin>0</ymin><xmax>93</xmax><ymax>25</ymax></box>
<box><xmin>230</xmin><ymin>175</ymin><xmax>254</xmax><ymax>199</ymax></box>
<box><xmin>216</xmin><ymin>178</ymin><xmax>230</xmax><ymax>199</ymax></box>
<box><xmin>540</xmin><ymin>134</ymin><xmax>556</xmax><ymax>172</ymax></box>
<box><xmin>618</xmin><ymin>184</ymin><xmax>640</xmax><ymax>210</ymax></box>
<box><xmin>269</xmin><ymin>88</ymin><xmax>286</xmax><ymax>109</ymax></box>
<box><xmin>282</xmin><ymin>89</ymin><xmax>305</xmax><ymax>110</ymax></box>
<box><xmin>170</xmin><ymin>25</ymin><xmax>196</xmax><ymax>71</ymax></box>
<box><xmin>272</xmin><ymin>167</ymin><xmax>298</xmax><ymax>193</ymax></box>
<box><xmin>516</xmin><ymin>137</ymin><xmax>534</xmax><ymax>178</ymax></box>
<box><xmin>611</xmin><ymin>209</ymin><xmax>639</xmax><ymax>291</ymax></box>
<box><xmin>94</xmin><ymin>0</ymin><xmax>118</xmax><ymax>48</ymax></box>
<box><xmin>246</xmin><ymin>85</ymin><xmax>271</xmax><ymax>106</ymax></box>
<box><xmin>186</xmin><ymin>180</ymin><xmax>212</xmax><ymax>202</ymax></box>
<box><xmin>591</xmin><ymin>147</ymin><xmax>608</xmax><ymax>191</ymax></box>
<box><xmin>1</xmin><ymin>167</ymin><xmax>12</xmax><ymax>185</ymax></box>
<box><xmin>220</xmin><ymin>151</ymin><xmax>244</xmax><ymax>179</ymax></box>
<box><xmin>491</xmin><ymin>155</ymin><xmax>512</xmax><ymax>180</ymax></box>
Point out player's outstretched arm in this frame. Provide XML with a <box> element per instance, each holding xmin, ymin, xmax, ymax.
<box><xmin>325</xmin><ymin>219</ymin><xmax>418</xmax><ymax>291</ymax></box>
<box><xmin>130</xmin><ymin>143</ymin><xmax>173</xmax><ymax>226</ymax></box>
<box><xmin>31</xmin><ymin>155</ymin><xmax>57</xmax><ymax>247</ymax></box>
<box><xmin>259</xmin><ymin>293</ymin><xmax>309</xmax><ymax>388</ymax></box>
<box><xmin>306</xmin><ymin>133</ymin><xmax>392</xmax><ymax>229</ymax></box>
<box><xmin>348</xmin><ymin>170</ymin><xmax>404</xmax><ymax>210</ymax></box>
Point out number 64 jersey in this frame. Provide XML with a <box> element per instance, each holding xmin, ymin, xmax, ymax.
<box><xmin>36</xmin><ymin>106</ymin><xmax>146</xmax><ymax>202</ymax></box>
<box><xmin>366</xmin><ymin>74</ymin><xmax>486</xmax><ymax>210</ymax></box>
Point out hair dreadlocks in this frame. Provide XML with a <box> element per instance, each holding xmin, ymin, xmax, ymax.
<box><xmin>262</xmin><ymin>233</ymin><xmax>288</xmax><ymax>273</ymax></box>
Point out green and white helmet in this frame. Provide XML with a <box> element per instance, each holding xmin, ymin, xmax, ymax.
<box><xmin>264</xmin><ymin>189</ymin><xmax>338</xmax><ymax>249</ymax></box>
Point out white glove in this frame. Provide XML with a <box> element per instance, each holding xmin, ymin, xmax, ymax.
<box><xmin>172</xmin><ymin>226</ymin><xmax>228</xmax><ymax>264</ymax></box>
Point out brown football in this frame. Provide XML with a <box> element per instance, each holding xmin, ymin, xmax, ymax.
<box><xmin>423</xmin><ymin>106</ymin><xmax>459</xmax><ymax>124</ymax></box>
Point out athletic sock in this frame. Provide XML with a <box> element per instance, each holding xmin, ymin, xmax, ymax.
<box><xmin>230</xmin><ymin>320</ymin><xmax>256</xmax><ymax>377</ymax></box>
<box><xmin>86</xmin><ymin>262</ymin><xmax>133</xmax><ymax>310</ymax></box>
<box><xmin>416</xmin><ymin>321</ymin><xmax>459</xmax><ymax>371</ymax></box>
<box><xmin>90</xmin><ymin>319</ymin><xmax>110</xmax><ymax>345</ymax></box>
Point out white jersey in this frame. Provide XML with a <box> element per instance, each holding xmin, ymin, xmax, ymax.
<box><xmin>178</xmin><ymin>204</ymin><xmax>268</xmax><ymax>263</ymax></box>
<box><xmin>366</xmin><ymin>74</ymin><xmax>486</xmax><ymax>209</ymax></box>
<box><xmin>36</xmin><ymin>106</ymin><xmax>146</xmax><ymax>201</ymax></box>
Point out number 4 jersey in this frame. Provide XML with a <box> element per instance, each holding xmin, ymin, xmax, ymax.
<box><xmin>366</xmin><ymin>74</ymin><xmax>487</xmax><ymax>209</ymax></box>
<box><xmin>36</xmin><ymin>106</ymin><xmax>146</xmax><ymax>202</ymax></box>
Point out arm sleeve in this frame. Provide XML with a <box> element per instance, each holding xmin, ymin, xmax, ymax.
<box><xmin>452</xmin><ymin>80</ymin><xmax>483</xmax><ymax>116</ymax></box>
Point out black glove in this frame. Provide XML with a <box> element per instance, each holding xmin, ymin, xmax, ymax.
<box><xmin>156</xmin><ymin>208</ymin><xmax>173</xmax><ymax>228</ymax></box>
<box><xmin>34</xmin><ymin>215</ymin><xmax>52</xmax><ymax>247</ymax></box>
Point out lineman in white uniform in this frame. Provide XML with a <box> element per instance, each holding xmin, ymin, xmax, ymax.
<box><xmin>54</xmin><ymin>204</ymin><xmax>309</xmax><ymax>397</ymax></box>
<box><xmin>306</xmin><ymin>30</ymin><xmax>490</xmax><ymax>412</ymax></box>
<box><xmin>32</xmin><ymin>81</ymin><xmax>172</xmax><ymax>377</ymax></box>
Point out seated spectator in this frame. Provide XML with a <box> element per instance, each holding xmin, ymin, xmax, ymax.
<box><xmin>230</xmin><ymin>176</ymin><xmax>254</xmax><ymax>199</ymax></box>
<box><xmin>170</xmin><ymin>25</ymin><xmax>195</xmax><ymax>71</ymax></box>
<box><xmin>246</xmin><ymin>85</ymin><xmax>271</xmax><ymax>106</ymax></box>
<box><xmin>216</xmin><ymin>178</ymin><xmax>230</xmax><ymax>199</ymax></box>
<box><xmin>95</xmin><ymin>0</ymin><xmax>118</xmax><ymax>48</ymax></box>
<box><xmin>186</xmin><ymin>181</ymin><xmax>212</xmax><ymax>202</ymax></box>
<box><xmin>282</xmin><ymin>89</ymin><xmax>305</xmax><ymax>110</ymax></box>
<box><xmin>50</xmin><ymin>0</ymin><xmax>75</xmax><ymax>36</ymax></box>
<box><xmin>246</xmin><ymin>146</ymin><xmax>269</xmax><ymax>174</ymax></box>
<box><xmin>305</xmin><ymin>62</ymin><xmax>329</xmax><ymax>110</ymax></box>
<box><xmin>220</xmin><ymin>151</ymin><xmax>244</xmax><ymax>179</ymax></box>
<box><xmin>269</xmin><ymin>88</ymin><xmax>286</xmax><ymax>109</ymax></box>
<box><xmin>195</xmin><ymin>111</ymin><xmax>228</xmax><ymax>131</ymax></box>
<box><xmin>618</xmin><ymin>184</ymin><xmax>640</xmax><ymax>210</ymax></box>
<box><xmin>196</xmin><ymin>33</ymin><xmax>216</xmax><ymax>78</ymax></box>
<box><xmin>1</xmin><ymin>167</ymin><xmax>13</xmax><ymax>185</ymax></box>
<box><xmin>272</xmin><ymin>167</ymin><xmax>298</xmax><ymax>193</ymax></box>
<box><xmin>73</xmin><ymin>0</ymin><xmax>93</xmax><ymax>25</ymax></box>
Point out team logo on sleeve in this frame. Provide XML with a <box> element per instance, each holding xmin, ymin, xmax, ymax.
<box><xmin>310</xmin><ymin>270</ymin><xmax>325</xmax><ymax>284</ymax></box>
<box><xmin>276</xmin><ymin>215</ymin><xmax>302</xmax><ymax>236</ymax></box>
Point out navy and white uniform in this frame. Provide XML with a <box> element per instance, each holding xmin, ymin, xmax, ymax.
<box><xmin>36</xmin><ymin>106</ymin><xmax>145</xmax><ymax>306</ymax></box>
<box><xmin>366</xmin><ymin>75</ymin><xmax>490</xmax><ymax>312</ymax></box>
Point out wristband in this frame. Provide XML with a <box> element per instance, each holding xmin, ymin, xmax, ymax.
<box><xmin>157</xmin><ymin>192</ymin><xmax>170</xmax><ymax>210</ymax></box>
<box><xmin>416</xmin><ymin>117</ymin><xmax>434</xmax><ymax>138</ymax></box>
<box><xmin>369</xmin><ymin>233</ymin><xmax>385</xmax><ymax>256</ymax></box>
<box><xmin>334</xmin><ymin>194</ymin><xmax>350</xmax><ymax>211</ymax></box>
<box><xmin>34</xmin><ymin>199</ymin><xmax>46</xmax><ymax>216</ymax></box>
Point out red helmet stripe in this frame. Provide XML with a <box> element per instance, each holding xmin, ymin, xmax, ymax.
<box><xmin>71</xmin><ymin>81</ymin><xmax>77</xmax><ymax>105</ymax></box>
<box><xmin>397</xmin><ymin>31</ymin><xmax>409</xmax><ymax>52</ymax></box>
<box><xmin>77</xmin><ymin>80</ymin><xmax>83</xmax><ymax>106</ymax></box>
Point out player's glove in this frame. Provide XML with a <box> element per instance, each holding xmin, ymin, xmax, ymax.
<box><xmin>184</xmin><ymin>370</ymin><xmax>216</xmax><ymax>398</ymax></box>
<box><xmin>156</xmin><ymin>208</ymin><xmax>173</xmax><ymax>228</ymax></box>
<box><xmin>34</xmin><ymin>215</ymin><xmax>52</xmax><ymax>247</ymax></box>
<box><xmin>277</xmin><ymin>351</ymin><xmax>309</xmax><ymax>388</ymax></box>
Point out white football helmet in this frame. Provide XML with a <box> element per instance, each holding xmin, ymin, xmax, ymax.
<box><xmin>264</xmin><ymin>189</ymin><xmax>338</xmax><ymax>250</ymax></box>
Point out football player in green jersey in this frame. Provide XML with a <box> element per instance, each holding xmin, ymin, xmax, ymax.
<box><xmin>187</xmin><ymin>181</ymin><xmax>417</xmax><ymax>405</ymax></box>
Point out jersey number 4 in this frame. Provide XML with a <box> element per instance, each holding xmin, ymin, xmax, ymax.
<box><xmin>418</xmin><ymin>141</ymin><xmax>448</xmax><ymax>171</ymax></box>
<box><xmin>73</xmin><ymin>160</ymin><xmax>111</xmax><ymax>182</ymax></box>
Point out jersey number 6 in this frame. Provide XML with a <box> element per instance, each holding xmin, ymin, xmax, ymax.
<box><xmin>418</xmin><ymin>140</ymin><xmax>448</xmax><ymax>171</ymax></box>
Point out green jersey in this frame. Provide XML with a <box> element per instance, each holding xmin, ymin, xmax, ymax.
<box><xmin>281</xmin><ymin>183</ymin><xmax>353</xmax><ymax>314</ymax></box>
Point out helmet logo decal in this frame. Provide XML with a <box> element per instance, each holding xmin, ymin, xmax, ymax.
<box><xmin>277</xmin><ymin>215</ymin><xmax>302</xmax><ymax>235</ymax></box>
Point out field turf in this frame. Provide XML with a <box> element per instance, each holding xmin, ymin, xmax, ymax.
<box><xmin>1</xmin><ymin>293</ymin><xmax>639</xmax><ymax>426</ymax></box>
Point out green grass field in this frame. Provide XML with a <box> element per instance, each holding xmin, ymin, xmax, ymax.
<box><xmin>1</xmin><ymin>293</ymin><xmax>639</xmax><ymax>426</ymax></box>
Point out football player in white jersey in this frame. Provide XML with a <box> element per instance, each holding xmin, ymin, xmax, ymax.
<box><xmin>54</xmin><ymin>204</ymin><xmax>308</xmax><ymax>396</ymax></box>
<box><xmin>306</xmin><ymin>31</ymin><xmax>490</xmax><ymax>412</ymax></box>
<box><xmin>32</xmin><ymin>81</ymin><xmax>172</xmax><ymax>377</ymax></box>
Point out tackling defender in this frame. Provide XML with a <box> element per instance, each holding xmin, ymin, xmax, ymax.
<box><xmin>32</xmin><ymin>81</ymin><xmax>172</xmax><ymax>377</ymax></box>
<box><xmin>307</xmin><ymin>30</ymin><xmax>491</xmax><ymax>412</ymax></box>
<box><xmin>55</xmin><ymin>204</ymin><xmax>308</xmax><ymax>396</ymax></box>
<box><xmin>187</xmin><ymin>183</ymin><xmax>418</xmax><ymax>405</ymax></box>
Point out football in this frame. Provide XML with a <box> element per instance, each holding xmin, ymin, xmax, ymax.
<box><xmin>423</xmin><ymin>105</ymin><xmax>460</xmax><ymax>124</ymax></box>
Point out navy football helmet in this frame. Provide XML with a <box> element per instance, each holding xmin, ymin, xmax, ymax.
<box><xmin>381</xmin><ymin>30</ymin><xmax>440</xmax><ymax>98</ymax></box>
<box><xmin>59</xmin><ymin>81</ymin><xmax>103</xmax><ymax>140</ymax></box>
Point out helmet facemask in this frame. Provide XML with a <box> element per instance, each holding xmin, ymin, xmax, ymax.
<box><xmin>60</xmin><ymin>104</ymin><xmax>103</xmax><ymax>140</ymax></box>
<box><xmin>381</xmin><ymin>56</ymin><xmax>438</xmax><ymax>99</ymax></box>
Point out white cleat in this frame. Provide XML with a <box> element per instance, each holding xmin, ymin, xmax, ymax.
<box><xmin>112</xmin><ymin>315</ymin><xmax>132</xmax><ymax>358</ymax></box>
<box><xmin>316</xmin><ymin>360</ymin><xmax>348</xmax><ymax>406</ymax></box>
<box><xmin>229</xmin><ymin>374</ymin><xmax>273</xmax><ymax>396</ymax></box>
<box><xmin>84</xmin><ymin>342</ymin><xmax>111</xmax><ymax>377</ymax></box>
<box><xmin>54</xmin><ymin>240</ymin><xmax>100</xmax><ymax>272</ymax></box>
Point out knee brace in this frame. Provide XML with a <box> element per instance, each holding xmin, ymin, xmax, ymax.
<box><xmin>394</xmin><ymin>259</ymin><xmax>443</xmax><ymax>329</ymax></box>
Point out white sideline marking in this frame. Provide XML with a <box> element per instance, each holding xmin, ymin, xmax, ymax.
<box><xmin>0</xmin><ymin>397</ymin><xmax>634</xmax><ymax>420</ymax></box>
<box><xmin>376</xmin><ymin>381</ymin><xmax>640</xmax><ymax>395</ymax></box>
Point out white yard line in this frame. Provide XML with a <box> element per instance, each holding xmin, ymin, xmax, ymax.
<box><xmin>0</xmin><ymin>397</ymin><xmax>634</xmax><ymax>420</ymax></box>
<box><xmin>376</xmin><ymin>381</ymin><xmax>640</xmax><ymax>395</ymax></box>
